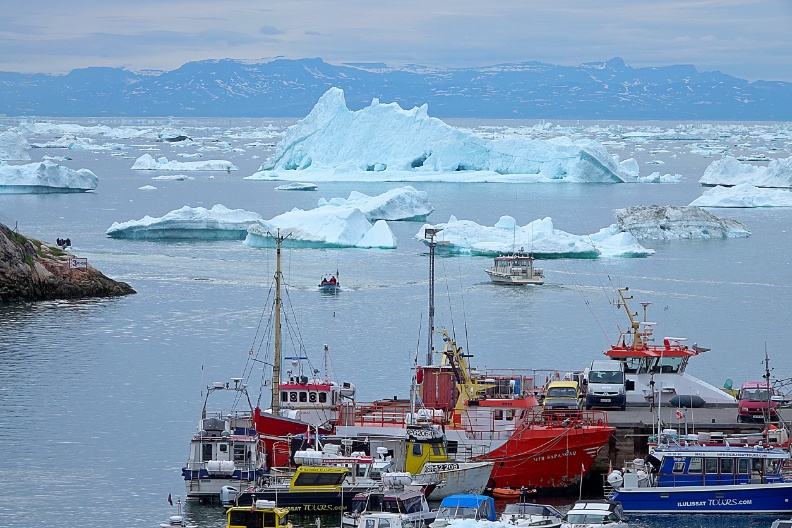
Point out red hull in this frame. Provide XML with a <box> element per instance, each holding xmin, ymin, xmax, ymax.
<box><xmin>480</xmin><ymin>422</ymin><xmax>615</xmax><ymax>489</ymax></box>
<box><xmin>253</xmin><ymin>407</ymin><xmax>332</xmax><ymax>467</ymax></box>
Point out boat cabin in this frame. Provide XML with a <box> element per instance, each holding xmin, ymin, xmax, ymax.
<box><xmin>227</xmin><ymin>500</ymin><xmax>291</xmax><ymax>528</ymax></box>
<box><xmin>648</xmin><ymin>445</ymin><xmax>788</xmax><ymax>486</ymax></box>
<box><xmin>563</xmin><ymin>500</ymin><xmax>627</xmax><ymax>527</ymax></box>
<box><xmin>434</xmin><ymin>494</ymin><xmax>496</xmax><ymax>526</ymax></box>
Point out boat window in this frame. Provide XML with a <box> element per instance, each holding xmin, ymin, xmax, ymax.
<box><xmin>263</xmin><ymin>512</ymin><xmax>277</xmax><ymax>527</ymax></box>
<box><xmin>738</xmin><ymin>458</ymin><xmax>750</xmax><ymax>474</ymax></box>
<box><xmin>293</xmin><ymin>470</ymin><xmax>346</xmax><ymax>486</ymax></box>
<box><xmin>623</xmin><ymin>358</ymin><xmax>640</xmax><ymax>374</ymax></box>
<box><xmin>290</xmin><ymin>392</ymin><xmax>297</xmax><ymax>402</ymax></box>
<box><xmin>505</xmin><ymin>410</ymin><xmax>514</xmax><ymax>421</ymax></box>
<box><xmin>752</xmin><ymin>459</ymin><xmax>763</xmax><ymax>472</ymax></box>
<box><xmin>319</xmin><ymin>392</ymin><xmax>327</xmax><ymax>403</ymax></box>
<box><xmin>672</xmin><ymin>460</ymin><xmax>686</xmax><ymax>473</ymax></box>
<box><xmin>281</xmin><ymin>392</ymin><xmax>289</xmax><ymax>402</ymax></box>
<box><xmin>687</xmin><ymin>457</ymin><xmax>702</xmax><ymax>473</ymax></box>
<box><xmin>704</xmin><ymin>458</ymin><xmax>718</xmax><ymax>474</ymax></box>
<box><xmin>379</xmin><ymin>520</ymin><xmax>390</xmax><ymax>528</ymax></box>
<box><xmin>219</xmin><ymin>443</ymin><xmax>228</xmax><ymax>453</ymax></box>
<box><xmin>412</xmin><ymin>443</ymin><xmax>423</xmax><ymax>456</ymax></box>
<box><xmin>234</xmin><ymin>443</ymin><xmax>246</xmax><ymax>462</ymax></box>
<box><xmin>365</xmin><ymin>519</ymin><xmax>377</xmax><ymax>528</ymax></box>
<box><xmin>447</xmin><ymin>440</ymin><xmax>458</xmax><ymax>455</ymax></box>
<box><xmin>766</xmin><ymin>459</ymin><xmax>782</xmax><ymax>474</ymax></box>
<box><xmin>494</xmin><ymin>410</ymin><xmax>503</xmax><ymax>420</ymax></box>
<box><xmin>309</xmin><ymin>392</ymin><xmax>317</xmax><ymax>402</ymax></box>
<box><xmin>202</xmin><ymin>443</ymin><xmax>213</xmax><ymax>461</ymax></box>
<box><xmin>299</xmin><ymin>392</ymin><xmax>308</xmax><ymax>402</ymax></box>
<box><xmin>720</xmin><ymin>458</ymin><xmax>734</xmax><ymax>474</ymax></box>
<box><xmin>432</xmin><ymin>444</ymin><xmax>443</xmax><ymax>456</ymax></box>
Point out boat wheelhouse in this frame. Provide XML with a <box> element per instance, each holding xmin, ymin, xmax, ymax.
<box><xmin>485</xmin><ymin>251</ymin><xmax>544</xmax><ymax>285</ymax></box>
<box><xmin>342</xmin><ymin>473</ymin><xmax>436</xmax><ymax>528</ymax></box>
<box><xmin>562</xmin><ymin>500</ymin><xmax>629</xmax><ymax>528</ymax></box>
<box><xmin>226</xmin><ymin>499</ymin><xmax>292</xmax><ymax>528</ymax></box>
<box><xmin>432</xmin><ymin>494</ymin><xmax>496</xmax><ymax>528</ymax></box>
<box><xmin>608</xmin><ymin>443</ymin><xmax>792</xmax><ymax>514</ymax></box>
<box><xmin>603</xmin><ymin>287</ymin><xmax>735</xmax><ymax>405</ymax></box>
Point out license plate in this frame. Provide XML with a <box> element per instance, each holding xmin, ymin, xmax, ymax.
<box><xmin>601</xmin><ymin>398</ymin><xmax>611</xmax><ymax>403</ymax></box>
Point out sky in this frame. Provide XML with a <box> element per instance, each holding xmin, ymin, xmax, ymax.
<box><xmin>2</xmin><ymin>0</ymin><xmax>791</xmax><ymax>82</ymax></box>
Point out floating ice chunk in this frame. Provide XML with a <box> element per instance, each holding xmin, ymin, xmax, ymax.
<box><xmin>690</xmin><ymin>183</ymin><xmax>792</xmax><ymax>208</ymax></box>
<box><xmin>699</xmin><ymin>156</ymin><xmax>792</xmax><ymax>188</ymax></box>
<box><xmin>244</xmin><ymin>206</ymin><xmax>395</xmax><ymax>249</ymax></box>
<box><xmin>415</xmin><ymin>216</ymin><xmax>652</xmax><ymax>258</ymax></box>
<box><xmin>356</xmin><ymin>220</ymin><xmax>397</xmax><ymax>248</ymax></box>
<box><xmin>151</xmin><ymin>174</ymin><xmax>195</xmax><ymax>181</ymax></box>
<box><xmin>252</xmin><ymin>87</ymin><xmax>633</xmax><ymax>183</ymax></box>
<box><xmin>317</xmin><ymin>186</ymin><xmax>432</xmax><ymax>221</ymax></box>
<box><xmin>138</xmin><ymin>185</ymin><xmax>157</xmax><ymax>191</ymax></box>
<box><xmin>636</xmin><ymin>172</ymin><xmax>682</xmax><ymax>183</ymax></box>
<box><xmin>0</xmin><ymin>161</ymin><xmax>98</xmax><ymax>193</ymax></box>
<box><xmin>0</xmin><ymin>131</ymin><xmax>32</xmax><ymax>161</ymax></box>
<box><xmin>614</xmin><ymin>205</ymin><xmax>750</xmax><ymax>239</ymax></box>
<box><xmin>275</xmin><ymin>182</ymin><xmax>318</xmax><ymax>191</ymax></box>
<box><xmin>131</xmin><ymin>153</ymin><xmax>237</xmax><ymax>171</ymax></box>
<box><xmin>106</xmin><ymin>204</ymin><xmax>262</xmax><ymax>239</ymax></box>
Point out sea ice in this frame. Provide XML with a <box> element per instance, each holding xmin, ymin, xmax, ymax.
<box><xmin>244</xmin><ymin>206</ymin><xmax>396</xmax><ymax>249</ymax></box>
<box><xmin>415</xmin><ymin>215</ymin><xmax>653</xmax><ymax>258</ymax></box>
<box><xmin>0</xmin><ymin>161</ymin><xmax>98</xmax><ymax>193</ymax></box>
<box><xmin>690</xmin><ymin>183</ymin><xmax>792</xmax><ymax>208</ymax></box>
<box><xmin>106</xmin><ymin>204</ymin><xmax>263</xmax><ymax>239</ymax></box>
<box><xmin>249</xmin><ymin>87</ymin><xmax>635</xmax><ymax>183</ymax></box>
<box><xmin>0</xmin><ymin>131</ymin><xmax>32</xmax><ymax>161</ymax></box>
<box><xmin>275</xmin><ymin>182</ymin><xmax>318</xmax><ymax>191</ymax></box>
<box><xmin>699</xmin><ymin>156</ymin><xmax>792</xmax><ymax>188</ymax></box>
<box><xmin>131</xmin><ymin>153</ymin><xmax>238</xmax><ymax>171</ymax></box>
<box><xmin>614</xmin><ymin>205</ymin><xmax>750</xmax><ymax>239</ymax></box>
<box><xmin>317</xmin><ymin>186</ymin><xmax>433</xmax><ymax>221</ymax></box>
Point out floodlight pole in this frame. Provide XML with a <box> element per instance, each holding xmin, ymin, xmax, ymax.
<box><xmin>425</xmin><ymin>228</ymin><xmax>443</xmax><ymax>366</ymax></box>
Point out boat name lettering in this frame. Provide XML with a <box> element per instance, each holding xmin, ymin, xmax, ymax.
<box><xmin>290</xmin><ymin>504</ymin><xmax>345</xmax><ymax>512</ymax></box>
<box><xmin>428</xmin><ymin>463</ymin><xmax>460</xmax><ymax>471</ymax></box>
<box><xmin>532</xmin><ymin>450</ymin><xmax>576</xmax><ymax>462</ymax></box>
<box><xmin>676</xmin><ymin>499</ymin><xmax>752</xmax><ymax>508</ymax></box>
<box><xmin>408</xmin><ymin>429</ymin><xmax>438</xmax><ymax>438</ymax></box>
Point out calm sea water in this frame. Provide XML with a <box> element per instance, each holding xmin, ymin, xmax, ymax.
<box><xmin>0</xmin><ymin>117</ymin><xmax>790</xmax><ymax>528</ymax></box>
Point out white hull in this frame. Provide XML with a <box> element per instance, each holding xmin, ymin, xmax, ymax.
<box><xmin>416</xmin><ymin>461</ymin><xmax>494</xmax><ymax>500</ymax></box>
<box><xmin>485</xmin><ymin>270</ymin><xmax>544</xmax><ymax>285</ymax></box>
<box><xmin>627</xmin><ymin>372</ymin><xmax>735</xmax><ymax>405</ymax></box>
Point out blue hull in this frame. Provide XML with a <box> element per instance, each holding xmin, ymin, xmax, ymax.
<box><xmin>612</xmin><ymin>483</ymin><xmax>792</xmax><ymax>514</ymax></box>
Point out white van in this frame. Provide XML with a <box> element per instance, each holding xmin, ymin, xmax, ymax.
<box><xmin>583</xmin><ymin>360</ymin><xmax>632</xmax><ymax>410</ymax></box>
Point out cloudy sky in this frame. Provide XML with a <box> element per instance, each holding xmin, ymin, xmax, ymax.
<box><xmin>2</xmin><ymin>0</ymin><xmax>791</xmax><ymax>81</ymax></box>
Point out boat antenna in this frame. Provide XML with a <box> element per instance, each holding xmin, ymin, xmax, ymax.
<box><xmin>763</xmin><ymin>343</ymin><xmax>773</xmax><ymax>425</ymax></box>
<box><xmin>424</xmin><ymin>228</ymin><xmax>443</xmax><ymax>366</ymax></box>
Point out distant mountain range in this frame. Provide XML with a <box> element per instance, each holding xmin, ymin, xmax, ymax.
<box><xmin>1</xmin><ymin>57</ymin><xmax>790</xmax><ymax>120</ymax></box>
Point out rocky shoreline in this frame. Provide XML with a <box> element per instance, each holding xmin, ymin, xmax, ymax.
<box><xmin>0</xmin><ymin>222</ymin><xmax>135</xmax><ymax>303</ymax></box>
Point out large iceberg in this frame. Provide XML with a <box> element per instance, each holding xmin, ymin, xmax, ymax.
<box><xmin>318</xmin><ymin>186</ymin><xmax>433</xmax><ymax>221</ymax></box>
<box><xmin>0</xmin><ymin>131</ymin><xmax>31</xmax><ymax>161</ymax></box>
<box><xmin>690</xmin><ymin>183</ymin><xmax>792</xmax><ymax>208</ymax></box>
<box><xmin>0</xmin><ymin>161</ymin><xmax>98</xmax><ymax>193</ymax></box>
<box><xmin>131</xmin><ymin>154</ymin><xmax>237</xmax><ymax>171</ymax></box>
<box><xmin>250</xmin><ymin>88</ymin><xmax>635</xmax><ymax>183</ymax></box>
<box><xmin>614</xmin><ymin>205</ymin><xmax>750</xmax><ymax>239</ymax></box>
<box><xmin>245</xmin><ymin>207</ymin><xmax>396</xmax><ymax>249</ymax></box>
<box><xmin>106</xmin><ymin>204</ymin><xmax>262</xmax><ymax>239</ymax></box>
<box><xmin>415</xmin><ymin>216</ymin><xmax>652</xmax><ymax>258</ymax></box>
<box><xmin>699</xmin><ymin>156</ymin><xmax>792</xmax><ymax>188</ymax></box>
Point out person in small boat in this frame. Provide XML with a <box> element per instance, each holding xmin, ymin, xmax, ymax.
<box><xmin>321</xmin><ymin>277</ymin><xmax>328</xmax><ymax>285</ymax></box>
<box><xmin>329</xmin><ymin>276</ymin><xmax>336</xmax><ymax>285</ymax></box>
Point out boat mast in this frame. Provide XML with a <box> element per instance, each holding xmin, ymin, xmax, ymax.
<box><xmin>271</xmin><ymin>230</ymin><xmax>286</xmax><ymax>415</ymax></box>
<box><xmin>424</xmin><ymin>228</ymin><xmax>443</xmax><ymax>366</ymax></box>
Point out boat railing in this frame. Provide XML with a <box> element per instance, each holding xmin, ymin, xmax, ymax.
<box><xmin>522</xmin><ymin>408</ymin><xmax>610</xmax><ymax>429</ymax></box>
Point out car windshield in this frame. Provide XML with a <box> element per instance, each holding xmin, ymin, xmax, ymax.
<box><xmin>546</xmin><ymin>387</ymin><xmax>577</xmax><ymax>398</ymax></box>
<box><xmin>590</xmin><ymin>371</ymin><xmax>623</xmax><ymax>384</ymax></box>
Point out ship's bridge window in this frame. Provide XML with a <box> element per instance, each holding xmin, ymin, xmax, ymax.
<box><xmin>202</xmin><ymin>443</ymin><xmax>213</xmax><ymax>461</ymax></box>
<box><xmin>494</xmin><ymin>410</ymin><xmax>503</xmax><ymax>420</ymax></box>
<box><xmin>299</xmin><ymin>392</ymin><xmax>307</xmax><ymax>402</ymax></box>
<box><xmin>720</xmin><ymin>458</ymin><xmax>734</xmax><ymax>474</ymax></box>
<box><xmin>672</xmin><ymin>460</ymin><xmax>686</xmax><ymax>473</ymax></box>
<box><xmin>319</xmin><ymin>392</ymin><xmax>327</xmax><ymax>403</ymax></box>
<box><xmin>738</xmin><ymin>458</ymin><xmax>751</xmax><ymax>474</ymax></box>
<box><xmin>281</xmin><ymin>392</ymin><xmax>289</xmax><ymax>402</ymax></box>
<box><xmin>621</xmin><ymin>358</ymin><xmax>640</xmax><ymax>374</ymax></box>
<box><xmin>432</xmin><ymin>443</ymin><xmax>444</xmax><ymax>456</ymax></box>
<box><xmin>704</xmin><ymin>458</ymin><xmax>718</xmax><ymax>474</ymax></box>
<box><xmin>650</xmin><ymin>356</ymin><xmax>683</xmax><ymax>374</ymax></box>
<box><xmin>766</xmin><ymin>459</ymin><xmax>782</xmax><ymax>474</ymax></box>
<box><xmin>233</xmin><ymin>443</ymin><xmax>246</xmax><ymax>462</ymax></box>
<box><xmin>687</xmin><ymin>457</ymin><xmax>702</xmax><ymax>474</ymax></box>
<box><xmin>290</xmin><ymin>392</ymin><xmax>297</xmax><ymax>402</ymax></box>
<box><xmin>412</xmin><ymin>443</ymin><xmax>423</xmax><ymax>456</ymax></box>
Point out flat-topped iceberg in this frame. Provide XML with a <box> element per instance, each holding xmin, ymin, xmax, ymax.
<box><xmin>245</xmin><ymin>207</ymin><xmax>396</xmax><ymax>249</ymax></box>
<box><xmin>690</xmin><ymin>183</ymin><xmax>792</xmax><ymax>208</ymax></box>
<box><xmin>131</xmin><ymin>153</ymin><xmax>237</xmax><ymax>171</ymax></box>
<box><xmin>0</xmin><ymin>161</ymin><xmax>98</xmax><ymax>193</ymax></box>
<box><xmin>106</xmin><ymin>204</ymin><xmax>262</xmax><ymax>239</ymax></box>
<box><xmin>614</xmin><ymin>205</ymin><xmax>750</xmax><ymax>239</ymax></box>
<box><xmin>275</xmin><ymin>182</ymin><xmax>318</xmax><ymax>191</ymax></box>
<box><xmin>0</xmin><ymin>131</ymin><xmax>31</xmax><ymax>161</ymax></box>
<box><xmin>699</xmin><ymin>156</ymin><xmax>792</xmax><ymax>188</ymax></box>
<box><xmin>318</xmin><ymin>186</ymin><xmax>433</xmax><ymax>221</ymax></box>
<box><xmin>251</xmin><ymin>87</ymin><xmax>635</xmax><ymax>183</ymax></box>
<box><xmin>415</xmin><ymin>215</ymin><xmax>652</xmax><ymax>258</ymax></box>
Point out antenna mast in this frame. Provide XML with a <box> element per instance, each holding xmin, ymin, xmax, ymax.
<box><xmin>424</xmin><ymin>228</ymin><xmax>443</xmax><ymax>366</ymax></box>
<box><xmin>270</xmin><ymin>229</ymin><xmax>288</xmax><ymax>415</ymax></box>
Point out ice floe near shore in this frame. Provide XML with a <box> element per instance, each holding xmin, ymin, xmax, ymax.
<box><xmin>0</xmin><ymin>161</ymin><xmax>98</xmax><ymax>193</ymax></box>
<box><xmin>614</xmin><ymin>205</ymin><xmax>750</xmax><ymax>239</ymax></box>
<box><xmin>106</xmin><ymin>205</ymin><xmax>262</xmax><ymax>239</ymax></box>
<box><xmin>249</xmin><ymin>87</ymin><xmax>636</xmax><ymax>183</ymax></box>
<box><xmin>690</xmin><ymin>183</ymin><xmax>792</xmax><ymax>208</ymax></box>
<box><xmin>699</xmin><ymin>156</ymin><xmax>792</xmax><ymax>188</ymax></box>
<box><xmin>131</xmin><ymin>153</ymin><xmax>237</xmax><ymax>171</ymax></box>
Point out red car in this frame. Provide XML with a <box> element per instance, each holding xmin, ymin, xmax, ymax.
<box><xmin>737</xmin><ymin>380</ymin><xmax>782</xmax><ymax>423</ymax></box>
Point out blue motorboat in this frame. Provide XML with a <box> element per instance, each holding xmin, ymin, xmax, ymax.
<box><xmin>608</xmin><ymin>441</ymin><xmax>792</xmax><ymax>514</ymax></box>
<box><xmin>432</xmin><ymin>494</ymin><xmax>496</xmax><ymax>527</ymax></box>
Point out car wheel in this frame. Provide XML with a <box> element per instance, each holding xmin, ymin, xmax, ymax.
<box><xmin>620</xmin><ymin>404</ymin><xmax>627</xmax><ymax>411</ymax></box>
